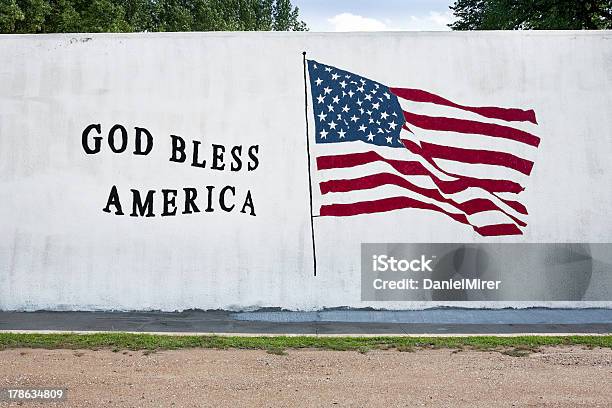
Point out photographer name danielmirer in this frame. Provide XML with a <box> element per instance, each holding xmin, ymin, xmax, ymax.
<box><xmin>373</xmin><ymin>278</ymin><xmax>501</xmax><ymax>290</ymax></box>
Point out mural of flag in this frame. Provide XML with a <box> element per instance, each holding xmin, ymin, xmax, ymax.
<box><xmin>306</xmin><ymin>60</ymin><xmax>541</xmax><ymax>236</ymax></box>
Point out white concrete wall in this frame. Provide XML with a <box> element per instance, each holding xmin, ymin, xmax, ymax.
<box><xmin>0</xmin><ymin>31</ymin><xmax>611</xmax><ymax>311</ymax></box>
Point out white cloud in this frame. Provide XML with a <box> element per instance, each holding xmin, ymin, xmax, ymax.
<box><xmin>326</xmin><ymin>10</ymin><xmax>455</xmax><ymax>32</ymax></box>
<box><xmin>328</xmin><ymin>13</ymin><xmax>388</xmax><ymax>32</ymax></box>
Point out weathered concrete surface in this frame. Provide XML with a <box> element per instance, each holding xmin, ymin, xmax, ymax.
<box><xmin>1</xmin><ymin>347</ymin><xmax>611</xmax><ymax>407</ymax></box>
<box><xmin>1</xmin><ymin>32</ymin><xmax>612</xmax><ymax>311</ymax></box>
<box><xmin>1</xmin><ymin>309</ymin><xmax>611</xmax><ymax>334</ymax></box>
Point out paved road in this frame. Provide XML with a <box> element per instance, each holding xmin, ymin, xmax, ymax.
<box><xmin>1</xmin><ymin>308</ymin><xmax>611</xmax><ymax>335</ymax></box>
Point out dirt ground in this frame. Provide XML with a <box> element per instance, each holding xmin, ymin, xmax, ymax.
<box><xmin>1</xmin><ymin>346</ymin><xmax>611</xmax><ymax>407</ymax></box>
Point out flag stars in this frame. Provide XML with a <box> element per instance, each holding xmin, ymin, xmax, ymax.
<box><xmin>309</xmin><ymin>61</ymin><xmax>405</xmax><ymax>149</ymax></box>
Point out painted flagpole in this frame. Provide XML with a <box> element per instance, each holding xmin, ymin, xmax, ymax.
<box><xmin>302</xmin><ymin>51</ymin><xmax>318</xmax><ymax>277</ymax></box>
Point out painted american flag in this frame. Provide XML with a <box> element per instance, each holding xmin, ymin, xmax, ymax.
<box><xmin>306</xmin><ymin>60</ymin><xmax>540</xmax><ymax>236</ymax></box>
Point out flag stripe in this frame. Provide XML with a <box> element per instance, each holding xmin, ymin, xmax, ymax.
<box><xmin>319</xmin><ymin>173</ymin><xmax>527</xmax><ymax>227</ymax></box>
<box><xmin>418</xmin><ymin>141</ymin><xmax>535</xmax><ymax>176</ymax></box>
<box><xmin>403</xmin><ymin>111</ymin><xmax>541</xmax><ymax>147</ymax></box>
<box><xmin>390</xmin><ymin>87</ymin><xmax>538</xmax><ymax>124</ymax></box>
<box><xmin>319</xmin><ymin>196</ymin><xmax>522</xmax><ymax>236</ymax></box>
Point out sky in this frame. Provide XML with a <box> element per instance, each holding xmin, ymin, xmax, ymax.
<box><xmin>292</xmin><ymin>0</ymin><xmax>457</xmax><ymax>32</ymax></box>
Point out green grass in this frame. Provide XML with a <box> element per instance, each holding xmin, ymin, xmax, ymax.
<box><xmin>0</xmin><ymin>333</ymin><xmax>610</xmax><ymax>355</ymax></box>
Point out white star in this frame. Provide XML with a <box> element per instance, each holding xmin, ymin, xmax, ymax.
<box><xmin>378</xmin><ymin>128</ymin><xmax>384</xmax><ymax>134</ymax></box>
<box><xmin>384</xmin><ymin>92</ymin><xmax>390</xmax><ymax>99</ymax></box>
<box><xmin>358</xmin><ymin>124</ymin><xmax>367</xmax><ymax>132</ymax></box>
<box><xmin>313</xmin><ymin>64</ymin><xmax>318</xmax><ymax>69</ymax></box>
<box><xmin>359</xmin><ymin>108</ymin><xmax>365</xmax><ymax>114</ymax></box>
<box><xmin>367</xmin><ymin>132</ymin><xmax>375</xmax><ymax>141</ymax></box>
<box><xmin>320</xmin><ymin>129</ymin><xmax>328</xmax><ymax>139</ymax></box>
<box><xmin>364</xmin><ymin>94</ymin><xmax>373</xmax><ymax>101</ymax></box>
<box><xmin>317</xmin><ymin>95</ymin><xmax>325</xmax><ymax>104</ymax></box>
<box><xmin>350</xmin><ymin>115</ymin><xmax>358</xmax><ymax>122</ymax></box>
<box><xmin>367</xmin><ymin>110</ymin><xmax>372</xmax><ymax>116</ymax></box>
<box><xmin>371</xmin><ymin>89</ymin><xmax>377</xmax><ymax>94</ymax></box>
<box><xmin>331</xmin><ymin>73</ymin><xmax>339</xmax><ymax>80</ymax></box>
<box><xmin>317</xmin><ymin>112</ymin><xmax>327</xmax><ymax>121</ymax></box>
<box><xmin>369</xmin><ymin>118</ymin><xmax>374</xmax><ymax>124</ymax></box>
<box><xmin>325</xmin><ymin>67</ymin><xmax>332</xmax><ymax>72</ymax></box>
<box><xmin>381</xmin><ymin>112</ymin><xmax>389</xmax><ymax>119</ymax></box>
<box><xmin>329</xmin><ymin>120</ymin><xmax>337</xmax><ymax>130</ymax></box>
<box><xmin>327</xmin><ymin>104</ymin><xmax>334</xmax><ymax>112</ymax></box>
<box><xmin>315</xmin><ymin>77</ymin><xmax>323</xmax><ymax>86</ymax></box>
<box><xmin>386</xmin><ymin>136</ymin><xmax>393</xmax><ymax>144</ymax></box>
<box><xmin>339</xmin><ymin>80</ymin><xmax>347</xmax><ymax>88</ymax></box>
<box><xmin>360</xmin><ymin>79</ymin><xmax>366</xmax><ymax>85</ymax></box>
<box><xmin>342</xmin><ymin>105</ymin><xmax>350</xmax><ymax>113</ymax></box>
<box><xmin>375</xmin><ymin>84</ymin><xmax>380</xmax><ymax>89</ymax></box>
<box><xmin>345</xmin><ymin>74</ymin><xmax>351</xmax><ymax>79</ymax></box>
<box><xmin>357</xmin><ymin>86</ymin><xmax>365</xmax><ymax>93</ymax></box>
<box><xmin>348</xmin><ymin>90</ymin><xmax>355</xmax><ymax>98</ymax></box>
<box><xmin>323</xmin><ymin>87</ymin><xmax>332</xmax><ymax>95</ymax></box>
<box><xmin>356</xmin><ymin>99</ymin><xmax>363</xmax><ymax>106</ymax></box>
<box><xmin>332</xmin><ymin>95</ymin><xmax>340</xmax><ymax>104</ymax></box>
<box><xmin>337</xmin><ymin>114</ymin><xmax>342</xmax><ymax>120</ymax></box>
<box><xmin>388</xmin><ymin>121</ymin><xmax>397</xmax><ymax>130</ymax></box>
<box><xmin>338</xmin><ymin>129</ymin><xmax>346</xmax><ymax>138</ymax></box>
<box><xmin>372</xmin><ymin>102</ymin><xmax>380</xmax><ymax>110</ymax></box>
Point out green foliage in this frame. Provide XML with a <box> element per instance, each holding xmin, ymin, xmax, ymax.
<box><xmin>0</xmin><ymin>0</ymin><xmax>307</xmax><ymax>33</ymax></box>
<box><xmin>450</xmin><ymin>0</ymin><xmax>612</xmax><ymax>30</ymax></box>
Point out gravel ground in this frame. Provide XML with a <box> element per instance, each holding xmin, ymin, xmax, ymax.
<box><xmin>1</xmin><ymin>346</ymin><xmax>611</xmax><ymax>407</ymax></box>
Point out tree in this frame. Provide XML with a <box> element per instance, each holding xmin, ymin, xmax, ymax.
<box><xmin>0</xmin><ymin>0</ymin><xmax>307</xmax><ymax>33</ymax></box>
<box><xmin>449</xmin><ymin>0</ymin><xmax>612</xmax><ymax>30</ymax></box>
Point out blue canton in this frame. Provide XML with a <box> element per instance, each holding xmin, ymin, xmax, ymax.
<box><xmin>308</xmin><ymin>60</ymin><xmax>405</xmax><ymax>148</ymax></box>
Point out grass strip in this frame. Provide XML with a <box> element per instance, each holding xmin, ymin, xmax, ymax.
<box><xmin>0</xmin><ymin>333</ymin><xmax>610</xmax><ymax>352</ymax></box>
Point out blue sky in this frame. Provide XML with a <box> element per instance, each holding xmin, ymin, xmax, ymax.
<box><xmin>292</xmin><ymin>0</ymin><xmax>456</xmax><ymax>32</ymax></box>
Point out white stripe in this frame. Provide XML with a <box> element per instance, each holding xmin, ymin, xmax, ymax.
<box><xmin>397</xmin><ymin>98</ymin><xmax>539</xmax><ymax>135</ymax></box>
<box><xmin>320</xmin><ymin>184</ymin><xmax>517</xmax><ymax>228</ymax></box>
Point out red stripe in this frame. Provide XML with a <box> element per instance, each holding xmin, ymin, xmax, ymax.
<box><xmin>419</xmin><ymin>141</ymin><xmax>534</xmax><ymax>176</ymax></box>
<box><xmin>403</xmin><ymin>111</ymin><xmax>541</xmax><ymax>147</ymax></box>
<box><xmin>401</xmin><ymin>139</ymin><xmax>526</xmax><ymax>194</ymax></box>
<box><xmin>390</xmin><ymin>88</ymin><xmax>538</xmax><ymax>124</ymax></box>
<box><xmin>474</xmin><ymin>223</ymin><xmax>523</xmax><ymax>236</ymax></box>
<box><xmin>319</xmin><ymin>197</ymin><xmax>523</xmax><ymax>236</ymax></box>
<box><xmin>317</xmin><ymin>151</ymin><xmax>428</xmax><ymax>175</ymax></box>
<box><xmin>320</xmin><ymin>173</ymin><xmax>527</xmax><ymax>227</ymax></box>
